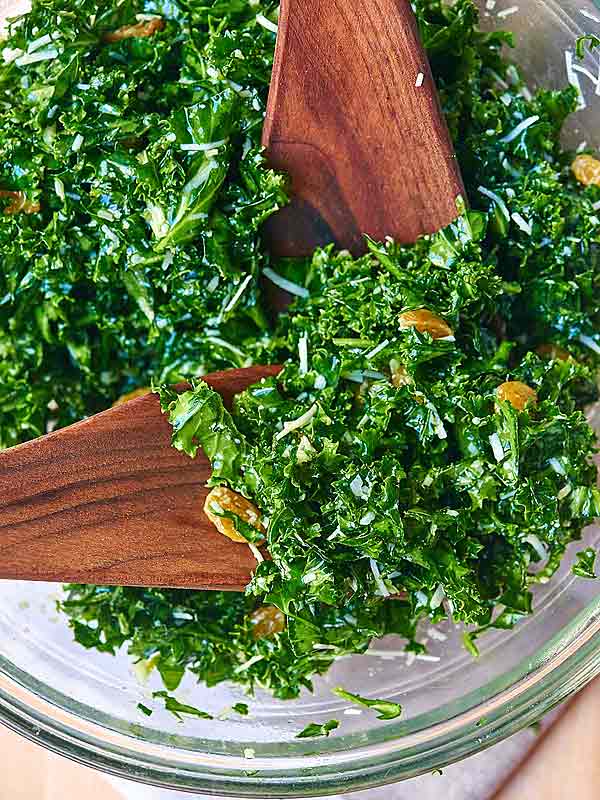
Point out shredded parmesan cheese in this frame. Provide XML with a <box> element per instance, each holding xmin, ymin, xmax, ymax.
<box><xmin>369</xmin><ymin>559</ymin><xmax>390</xmax><ymax>597</ymax></box>
<box><xmin>224</xmin><ymin>274</ymin><xmax>252</xmax><ymax>313</ymax></box>
<box><xmin>360</xmin><ymin>511</ymin><xmax>376</xmax><ymax>526</ymax></box>
<box><xmin>489</xmin><ymin>433</ymin><xmax>505</xmax><ymax>462</ymax></box>
<box><xmin>263</xmin><ymin>267</ymin><xmax>309</xmax><ymax>298</ymax></box>
<box><xmin>500</xmin><ymin>115</ymin><xmax>539</xmax><ymax>144</ymax></box>
<box><xmin>343</xmin><ymin>369</ymin><xmax>386</xmax><ymax>383</ymax></box>
<box><xmin>511</xmin><ymin>211</ymin><xmax>532</xmax><ymax>235</ymax></box>
<box><xmin>350</xmin><ymin>474</ymin><xmax>371</xmax><ymax>499</ymax></box>
<box><xmin>571</xmin><ymin>63</ymin><xmax>600</xmax><ymax>97</ymax></box>
<box><xmin>478</xmin><ymin>186</ymin><xmax>510</xmax><ymax>219</ymax></box>
<box><xmin>54</xmin><ymin>178</ymin><xmax>65</xmax><ymax>202</ymax></box>
<box><xmin>248</xmin><ymin>542</ymin><xmax>264</xmax><ymax>563</ymax></box>
<box><xmin>180</xmin><ymin>139</ymin><xmax>228</xmax><ymax>152</ymax></box>
<box><xmin>365</xmin><ymin>338</ymin><xmax>390</xmax><ymax>359</ymax></box>
<box><xmin>497</xmin><ymin>5</ymin><xmax>519</xmax><ymax>18</ymax></box>
<box><xmin>256</xmin><ymin>13</ymin><xmax>278</xmax><ymax>34</ymax></box>
<box><xmin>235</xmin><ymin>654</ymin><xmax>264</xmax><ymax>674</ymax></box>
<box><xmin>275</xmin><ymin>403</ymin><xmax>318</xmax><ymax>440</ymax></box>
<box><xmin>71</xmin><ymin>133</ymin><xmax>84</xmax><ymax>152</ymax></box>
<box><xmin>558</xmin><ymin>483</ymin><xmax>572</xmax><ymax>501</ymax></box>
<box><xmin>298</xmin><ymin>335</ymin><xmax>308</xmax><ymax>375</ymax></box>
<box><xmin>430</xmin><ymin>583</ymin><xmax>446</xmax><ymax>609</ymax></box>
<box><xmin>15</xmin><ymin>48</ymin><xmax>59</xmax><ymax>66</ymax></box>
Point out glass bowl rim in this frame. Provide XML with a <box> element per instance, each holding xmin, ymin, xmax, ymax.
<box><xmin>2</xmin><ymin>0</ymin><xmax>600</xmax><ymax>796</ymax></box>
<box><xmin>1</xmin><ymin>595</ymin><xmax>600</xmax><ymax>796</ymax></box>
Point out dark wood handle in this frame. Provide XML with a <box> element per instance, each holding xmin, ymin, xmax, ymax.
<box><xmin>0</xmin><ymin>366</ymin><xmax>280</xmax><ymax>590</ymax></box>
<box><xmin>262</xmin><ymin>0</ymin><xmax>463</xmax><ymax>257</ymax></box>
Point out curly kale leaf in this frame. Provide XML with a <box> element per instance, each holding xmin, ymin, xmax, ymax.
<box><xmin>332</xmin><ymin>687</ymin><xmax>402</xmax><ymax>720</ymax></box>
<box><xmin>296</xmin><ymin>719</ymin><xmax>339</xmax><ymax>738</ymax></box>
<box><xmin>156</xmin><ymin>381</ymin><xmax>246</xmax><ymax>484</ymax></box>
<box><xmin>152</xmin><ymin>691</ymin><xmax>214</xmax><ymax>721</ymax></box>
<box><xmin>576</xmin><ymin>34</ymin><xmax>600</xmax><ymax>60</ymax></box>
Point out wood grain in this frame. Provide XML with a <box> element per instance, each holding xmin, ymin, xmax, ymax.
<box><xmin>262</xmin><ymin>0</ymin><xmax>464</xmax><ymax>257</ymax></box>
<box><xmin>0</xmin><ymin>366</ymin><xmax>280</xmax><ymax>591</ymax></box>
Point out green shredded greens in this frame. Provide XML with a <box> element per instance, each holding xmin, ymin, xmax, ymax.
<box><xmin>152</xmin><ymin>691</ymin><xmax>214</xmax><ymax>721</ymax></box>
<box><xmin>332</xmin><ymin>688</ymin><xmax>402</xmax><ymax>720</ymax></box>
<box><xmin>296</xmin><ymin>719</ymin><xmax>339</xmax><ymax>739</ymax></box>
<box><xmin>576</xmin><ymin>34</ymin><xmax>600</xmax><ymax>60</ymax></box>
<box><xmin>573</xmin><ymin>548</ymin><xmax>598</xmax><ymax>579</ymax></box>
<box><xmin>0</xmin><ymin>0</ymin><xmax>598</xmax><ymax>701</ymax></box>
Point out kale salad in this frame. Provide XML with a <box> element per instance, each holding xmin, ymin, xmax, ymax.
<box><xmin>2</xmin><ymin>0</ymin><xmax>600</xmax><ymax>705</ymax></box>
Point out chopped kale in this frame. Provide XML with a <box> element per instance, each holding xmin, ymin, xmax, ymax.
<box><xmin>0</xmin><ymin>0</ymin><xmax>594</xmax><ymax>700</ymax></box>
<box><xmin>296</xmin><ymin>719</ymin><xmax>339</xmax><ymax>739</ymax></box>
<box><xmin>332</xmin><ymin>688</ymin><xmax>402</xmax><ymax>720</ymax></box>
<box><xmin>156</xmin><ymin>381</ymin><xmax>246</xmax><ymax>483</ymax></box>
<box><xmin>462</xmin><ymin>631</ymin><xmax>480</xmax><ymax>659</ymax></box>
<box><xmin>573</xmin><ymin>548</ymin><xmax>598</xmax><ymax>580</ymax></box>
<box><xmin>152</xmin><ymin>691</ymin><xmax>214</xmax><ymax>721</ymax></box>
<box><xmin>576</xmin><ymin>34</ymin><xmax>600</xmax><ymax>60</ymax></box>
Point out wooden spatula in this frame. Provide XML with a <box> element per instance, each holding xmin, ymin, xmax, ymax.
<box><xmin>263</xmin><ymin>0</ymin><xmax>463</xmax><ymax>257</ymax></box>
<box><xmin>0</xmin><ymin>367</ymin><xmax>280</xmax><ymax>591</ymax></box>
<box><xmin>0</xmin><ymin>0</ymin><xmax>462</xmax><ymax>590</ymax></box>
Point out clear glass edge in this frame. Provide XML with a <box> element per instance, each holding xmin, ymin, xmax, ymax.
<box><xmin>1</xmin><ymin>0</ymin><xmax>600</xmax><ymax>795</ymax></box>
<box><xmin>1</xmin><ymin>594</ymin><xmax>599</xmax><ymax>796</ymax></box>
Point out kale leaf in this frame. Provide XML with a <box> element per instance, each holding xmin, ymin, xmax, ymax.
<box><xmin>573</xmin><ymin>548</ymin><xmax>598</xmax><ymax>579</ymax></box>
<box><xmin>332</xmin><ymin>688</ymin><xmax>402</xmax><ymax>720</ymax></box>
<box><xmin>296</xmin><ymin>719</ymin><xmax>339</xmax><ymax>739</ymax></box>
<box><xmin>152</xmin><ymin>691</ymin><xmax>214</xmax><ymax>721</ymax></box>
<box><xmin>156</xmin><ymin>381</ymin><xmax>246</xmax><ymax>483</ymax></box>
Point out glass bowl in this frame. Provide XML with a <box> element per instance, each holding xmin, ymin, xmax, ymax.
<box><xmin>2</xmin><ymin>0</ymin><xmax>600</xmax><ymax>796</ymax></box>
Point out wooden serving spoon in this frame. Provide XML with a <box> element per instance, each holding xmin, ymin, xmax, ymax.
<box><xmin>0</xmin><ymin>367</ymin><xmax>280</xmax><ymax>591</ymax></box>
<box><xmin>263</xmin><ymin>0</ymin><xmax>463</xmax><ymax>257</ymax></box>
<box><xmin>0</xmin><ymin>0</ymin><xmax>462</xmax><ymax>590</ymax></box>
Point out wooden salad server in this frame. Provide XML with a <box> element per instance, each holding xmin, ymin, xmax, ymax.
<box><xmin>263</xmin><ymin>0</ymin><xmax>463</xmax><ymax>257</ymax></box>
<box><xmin>0</xmin><ymin>367</ymin><xmax>280</xmax><ymax>591</ymax></box>
<box><xmin>0</xmin><ymin>0</ymin><xmax>462</xmax><ymax>591</ymax></box>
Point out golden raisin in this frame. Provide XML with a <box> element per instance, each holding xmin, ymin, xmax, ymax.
<box><xmin>249</xmin><ymin>605</ymin><xmax>286</xmax><ymax>639</ymax></box>
<box><xmin>496</xmin><ymin>381</ymin><xmax>538</xmax><ymax>411</ymax></box>
<box><xmin>535</xmin><ymin>343</ymin><xmax>572</xmax><ymax>362</ymax></box>
<box><xmin>0</xmin><ymin>190</ymin><xmax>40</xmax><ymax>215</ymax></box>
<box><xmin>204</xmin><ymin>486</ymin><xmax>265</xmax><ymax>544</ymax></box>
<box><xmin>112</xmin><ymin>387</ymin><xmax>151</xmax><ymax>406</ymax></box>
<box><xmin>390</xmin><ymin>361</ymin><xmax>412</xmax><ymax>388</ymax></box>
<box><xmin>572</xmin><ymin>154</ymin><xmax>600</xmax><ymax>187</ymax></box>
<box><xmin>104</xmin><ymin>17</ymin><xmax>165</xmax><ymax>43</ymax></box>
<box><xmin>398</xmin><ymin>309</ymin><xmax>453</xmax><ymax>339</ymax></box>
<box><xmin>353</xmin><ymin>380</ymin><xmax>369</xmax><ymax>406</ymax></box>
